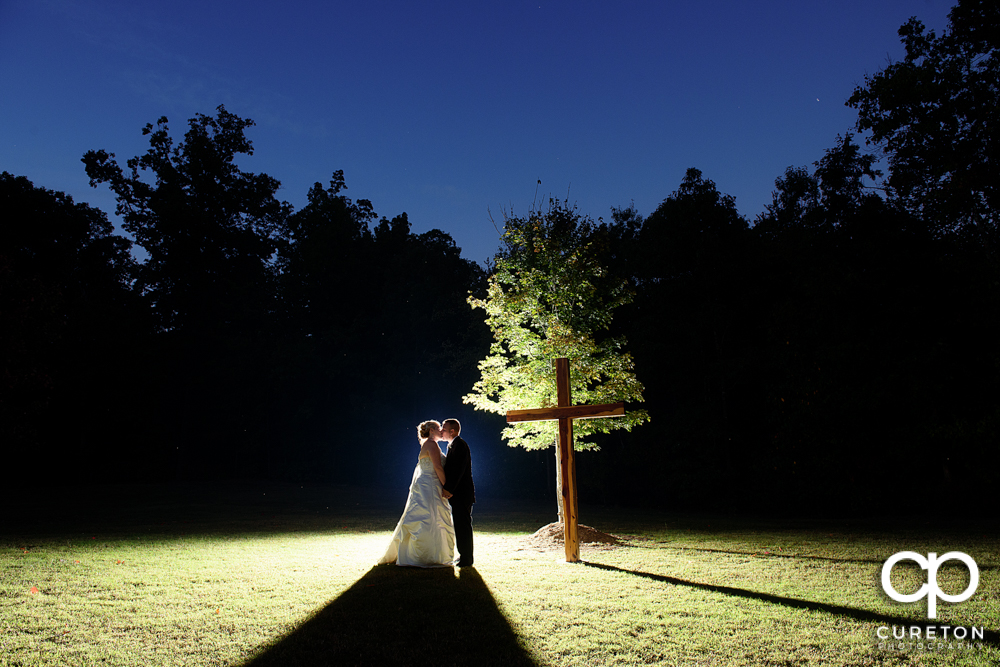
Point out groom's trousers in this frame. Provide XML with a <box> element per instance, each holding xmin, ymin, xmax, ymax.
<box><xmin>451</xmin><ymin>500</ymin><xmax>474</xmax><ymax>566</ymax></box>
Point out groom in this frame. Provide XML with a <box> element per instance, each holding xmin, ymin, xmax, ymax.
<box><xmin>440</xmin><ymin>418</ymin><xmax>475</xmax><ymax>567</ymax></box>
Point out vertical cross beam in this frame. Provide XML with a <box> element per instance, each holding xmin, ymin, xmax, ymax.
<box><xmin>506</xmin><ymin>361</ymin><xmax>624</xmax><ymax>564</ymax></box>
<box><xmin>555</xmin><ymin>358</ymin><xmax>580</xmax><ymax>562</ymax></box>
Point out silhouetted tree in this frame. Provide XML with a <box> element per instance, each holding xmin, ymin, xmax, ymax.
<box><xmin>1</xmin><ymin>172</ymin><xmax>143</xmax><ymax>479</ymax></box>
<box><xmin>750</xmin><ymin>127</ymin><xmax>1000</xmax><ymax>509</ymax></box>
<box><xmin>848</xmin><ymin>0</ymin><xmax>999</xmax><ymax>256</ymax></box>
<box><xmin>271</xmin><ymin>173</ymin><xmax>490</xmax><ymax>483</ymax></box>
<box><xmin>757</xmin><ymin>135</ymin><xmax>883</xmax><ymax>241</ymax></box>
<box><xmin>277</xmin><ymin>170</ymin><xmax>376</xmax><ymax>341</ymax></box>
<box><xmin>756</xmin><ymin>166</ymin><xmax>823</xmax><ymax>240</ymax></box>
<box><xmin>82</xmin><ymin>106</ymin><xmax>291</xmax><ymax>479</ymax></box>
<box><xmin>83</xmin><ymin>105</ymin><xmax>289</xmax><ymax>334</ymax></box>
<box><xmin>639</xmin><ymin>168</ymin><xmax>749</xmax><ymax>280</ymax></box>
<box><xmin>623</xmin><ymin>169</ymin><xmax>758</xmax><ymax>504</ymax></box>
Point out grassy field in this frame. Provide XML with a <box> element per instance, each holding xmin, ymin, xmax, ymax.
<box><xmin>2</xmin><ymin>483</ymin><xmax>997</xmax><ymax>666</ymax></box>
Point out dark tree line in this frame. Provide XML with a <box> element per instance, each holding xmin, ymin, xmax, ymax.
<box><xmin>1</xmin><ymin>172</ymin><xmax>144</xmax><ymax>482</ymax></box>
<box><xmin>580</xmin><ymin>148</ymin><xmax>997</xmax><ymax>513</ymax></box>
<box><xmin>575</xmin><ymin>0</ymin><xmax>999</xmax><ymax>513</ymax></box>
<box><xmin>3</xmin><ymin>0</ymin><xmax>995</xmax><ymax>511</ymax></box>
<box><xmin>4</xmin><ymin>109</ymin><xmax>491</xmax><ymax>490</ymax></box>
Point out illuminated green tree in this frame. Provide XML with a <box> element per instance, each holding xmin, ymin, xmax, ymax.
<box><xmin>464</xmin><ymin>198</ymin><xmax>648</xmax><ymax>452</ymax></box>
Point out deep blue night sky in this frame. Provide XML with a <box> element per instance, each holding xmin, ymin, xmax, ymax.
<box><xmin>2</xmin><ymin>0</ymin><xmax>953</xmax><ymax>264</ymax></box>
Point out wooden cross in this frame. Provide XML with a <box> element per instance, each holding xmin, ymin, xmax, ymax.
<box><xmin>506</xmin><ymin>358</ymin><xmax>624</xmax><ymax>562</ymax></box>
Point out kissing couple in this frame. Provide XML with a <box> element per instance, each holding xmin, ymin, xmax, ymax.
<box><xmin>378</xmin><ymin>419</ymin><xmax>475</xmax><ymax>568</ymax></box>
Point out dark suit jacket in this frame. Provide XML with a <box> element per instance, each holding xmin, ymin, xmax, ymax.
<box><xmin>443</xmin><ymin>436</ymin><xmax>475</xmax><ymax>505</ymax></box>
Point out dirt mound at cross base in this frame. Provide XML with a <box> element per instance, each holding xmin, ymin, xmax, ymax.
<box><xmin>524</xmin><ymin>522</ymin><xmax>622</xmax><ymax>549</ymax></box>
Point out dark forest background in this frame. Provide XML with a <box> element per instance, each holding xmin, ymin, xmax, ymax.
<box><xmin>3</xmin><ymin>2</ymin><xmax>997</xmax><ymax>514</ymax></box>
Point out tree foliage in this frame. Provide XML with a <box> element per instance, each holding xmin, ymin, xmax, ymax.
<box><xmin>848</xmin><ymin>0</ymin><xmax>998</xmax><ymax>251</ymax></box>
<box><xmin>83</xmin><ymin>105</ymin><xmax>290</xmax><ymax>332</ymax></box>
<box><xmin>756</xmin><ymin>134</ymin><xmax>884</xmax><ymax>237</ymax></box>
<box><xmin>464</xmin><ymin>199</ymin><xmax>648</xmax><ymax>451</ymax></box>
<box><xmin>77</xmin><ymin>108</ymin><xmax>489</xmax><ymax>484</ymax></box>
<box><xmin>638</xmin><ymin>167</ymin><xmax>748</xmax><ymax>278</ymax></box>
<box><xmin>263</xmin><ymin>171</ymin><xmax>491</xmax><ymax>482</ymax></box>
<box><xmin>1</xmin><ymin>171</ymin><xmax>142</xmax><ymax>464</ymax></box>
<box><xmin>9</xmin><ymin>59</ymin><xmax>999</xmax><ymax>512</ymax></box>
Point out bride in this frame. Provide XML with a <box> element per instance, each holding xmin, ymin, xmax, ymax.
<box><xmin>378</xmin><ymin>420</ymin><xmax>456</xmax><ymax>567</ymax></box>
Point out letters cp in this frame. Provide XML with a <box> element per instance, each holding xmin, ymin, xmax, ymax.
<box><xmin>881</xmin><ymin>551</ymin><xmax>979</xmax><ymax>619</ymax></box>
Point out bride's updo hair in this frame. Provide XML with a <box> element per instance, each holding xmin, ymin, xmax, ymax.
<box><xmin>417</xmin><ymin>420</ymin><xmax>441</xmax><ymax>439</ymax></box>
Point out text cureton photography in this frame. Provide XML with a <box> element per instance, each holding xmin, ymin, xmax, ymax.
<box><xmin>876</xmin><ymin>551</ymin><xmax>986</xmax><ymax>652</ymax></box>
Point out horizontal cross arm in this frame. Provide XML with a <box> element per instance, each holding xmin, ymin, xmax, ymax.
<box><xmin>506</xmin><ymin>402</ymin><xmax>625</xmax><ymax>424</ymax></box>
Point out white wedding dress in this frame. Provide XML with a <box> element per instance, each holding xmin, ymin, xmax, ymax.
<box><xmin>379</xmin><ymin>454</ymin><xmax>456</xmax><ymax>567</ymax></box>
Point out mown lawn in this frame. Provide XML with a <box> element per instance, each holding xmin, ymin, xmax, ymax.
<box><xmin>2</xmin><ymin>484</ymin><xmax>997</xmax><ymax>666</ymax></box>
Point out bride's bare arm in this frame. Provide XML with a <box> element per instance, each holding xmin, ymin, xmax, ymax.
<box><xmin>427</xmin><ymin>442</ymin><xmax>446</xmax><ymax>485</ymax></box>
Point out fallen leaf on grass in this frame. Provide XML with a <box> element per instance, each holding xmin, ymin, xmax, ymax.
<box><xmin>30</xmin><ymin>587</ymin><xmax>38</xmax><ymax>595</ymax></box>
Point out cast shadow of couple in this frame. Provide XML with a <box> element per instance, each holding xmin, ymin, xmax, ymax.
<box><xmin>243</xmin><ymin>564</ymin><xmax>538</xmax><ymax>666</ymax></box>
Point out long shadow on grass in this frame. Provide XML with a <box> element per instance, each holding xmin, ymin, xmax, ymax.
<box><xmin>623</xmin><ymin>543</ymin><xmax>1000</xmax><ymax>570</ymax></box>
<box><xmin>582</xmin><ymin>561</ymin><xmax>1000</xmax><ymax>647</ymax></box>
<box><xmin>624</xmin><ymin>542</ymin><xmax>888</xmax><ymax>566</ymax></box>
<box><xmin>241</xmin><ymin>565</ymin><xmax>539</xmax><ymax>667</ymax></box>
